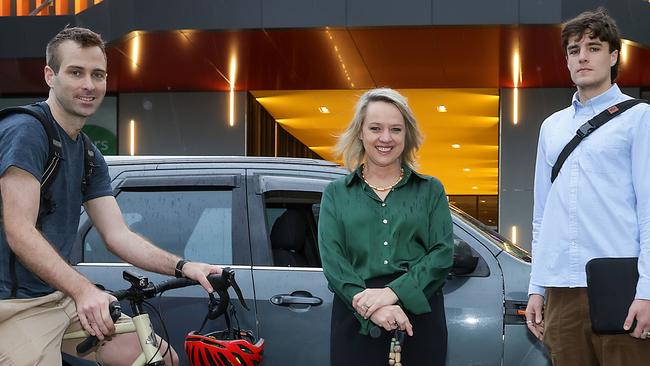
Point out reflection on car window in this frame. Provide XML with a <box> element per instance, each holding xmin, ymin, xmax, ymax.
<box><xmin>84</xmin><ymin>190</ymin><xmax>233</xmax><ymax>264</ymax></box>
<box><xmin>450</xmin><ymin>205</ymin><xmax>531</xmax><ymax>263</ymax></box>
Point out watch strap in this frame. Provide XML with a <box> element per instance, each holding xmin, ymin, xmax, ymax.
<box><xmin>175</xmin><ymin>259</ymin><xmax>190</xmax><ymax>278</ymax></box>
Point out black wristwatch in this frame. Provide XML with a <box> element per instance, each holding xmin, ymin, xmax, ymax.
<box><xmin>175</xmin><ymin>259</ymin><xmax>190</xmax><ymax>278</ymax></box>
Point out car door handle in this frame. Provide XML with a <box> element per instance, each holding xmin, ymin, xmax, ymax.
<box><xmin>270</xmin><ymin>291</ymin><xmax>323</xmax><ymax>306</ymax></box>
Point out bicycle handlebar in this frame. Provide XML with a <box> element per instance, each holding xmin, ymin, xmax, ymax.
<box><xmin>76</xmin><ymin>268</ymin><xmax>244</xmax><ymax>355</ymax></box>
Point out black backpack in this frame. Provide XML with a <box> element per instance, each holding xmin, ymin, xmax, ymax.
<box><xmin>0</xmin><ymin>103</ymin><xmax>97</xmax><ymax>298</ymax></box>
<box><xmin>0</xmin><ymin>102</ymin><xmax>96</xmax><ymax>221</ymax></box>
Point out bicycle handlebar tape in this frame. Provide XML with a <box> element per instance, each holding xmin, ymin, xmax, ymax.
<box><xmin>76</xmin><ymin>301</ymin><xmax>123</xmax><ymax>354</ymax></box>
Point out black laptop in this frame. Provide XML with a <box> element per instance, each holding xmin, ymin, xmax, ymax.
<box><xmin>585</xmin><ymin>257</ymin><xmax>639</xmax><ymax>334</ymax></box>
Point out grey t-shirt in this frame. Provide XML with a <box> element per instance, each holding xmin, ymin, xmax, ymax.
<box><xmin>0</xmin><ymin>102</ymin><xmax>112</xmax><ymax>299</ymax></box>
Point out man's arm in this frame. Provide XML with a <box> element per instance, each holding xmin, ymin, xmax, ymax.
<box><xmin>1</xmin><ymin>167</ymin><xmax>116</xmax><ymax>339</ymax></box>
<box><xmin>529</xmin><ymin>123</ymin><xmax>551</xmax><ymax>297</ymax></box>
<box><xmin>526</xmin><ymin>123</ymin><xmax>551</xmax><ymax>340</ymax></box>
<box><xmin>624</xmin><ymin>107</ymin><xmax>650</xmax><ymax>338</ymax></box>
<box><xmin>83</xmin><ymin>195</ymin><xmax>221</xmax><ymax>293</ymax></box>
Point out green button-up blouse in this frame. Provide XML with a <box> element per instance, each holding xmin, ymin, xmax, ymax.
<box><xmin>318</xmin><ymin>165</ymin><xmax>454</xmax><ymax>335</ymax></box>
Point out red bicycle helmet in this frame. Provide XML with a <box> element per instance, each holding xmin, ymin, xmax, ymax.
<box><xmin>185</xmin><ymin>329</ymin><xmax>264</xmax><ymax>366</ymax></box>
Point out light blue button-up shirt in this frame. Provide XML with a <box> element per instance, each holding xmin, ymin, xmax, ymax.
<box><xmin>529</xmin><ymin>84</ymin><xmax>650</xmax><ymax>300</ymax></box>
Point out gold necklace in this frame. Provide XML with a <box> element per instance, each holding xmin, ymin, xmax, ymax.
<box><xmin>362</xmin><ymin>167</ymin><xmax>404</xmax><ymax>192</ymax></box>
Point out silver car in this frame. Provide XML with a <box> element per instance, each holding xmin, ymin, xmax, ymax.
<box><xmin>70</xmin><ymin>156</ymin><xmax>550</xmax><ymax>365</ymax></box>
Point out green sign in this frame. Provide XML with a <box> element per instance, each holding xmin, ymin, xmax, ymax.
<box><xmin>82</xmin><ymin>125</ymin><xmax>117</xmax><ymax>155</ymax></box>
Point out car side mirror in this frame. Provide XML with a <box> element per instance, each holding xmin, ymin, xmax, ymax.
<box><xmin>452</xmin><ymin>239</ymin><xmax>479</xmax><ymax>276</ymax></box>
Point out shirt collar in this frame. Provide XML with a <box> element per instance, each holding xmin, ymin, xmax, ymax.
<box><xmin>571</xmin><ymin>84</ymin><xmax>623</xmax><ymax>116</ymax></box>
<box><xmin>344</xmin><ymin>164</ymin><xmax>429</xmax><ymax>187</ymax></box>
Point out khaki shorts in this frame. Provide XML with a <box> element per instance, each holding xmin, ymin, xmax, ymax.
<box><xmin>0</xmin><ymin>291</ymin><xmax>124</xmax><ymax>366</ymax></box>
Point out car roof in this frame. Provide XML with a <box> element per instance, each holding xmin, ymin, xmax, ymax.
<box><xmin>104</xmin><ymin>155</ymin><xmax>349</xmax><ymax>176</ymax></box>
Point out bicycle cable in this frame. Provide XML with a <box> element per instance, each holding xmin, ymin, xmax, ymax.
<box><xmin>153</xmin><ymin>290</ymin><xmax>174</xmax><ymax>365</ymax></box>
<box><xmin>143</xmin><ymin>297</ymin><xmax>173</xmax><ymax>366</ymax></box>
<box><xmin>197</xmin><ymin>292</ymin><xmax>221</xmax><ymax>334</ymax></box>
<box><xmin>233</xmin><ymin>305</ymin><xmax>241</xmax><ymax>331</ymax></box>
<box><xmin>152</xmin><ymin>290</ymin><xmax>172</xmax><ymax>362</ymax></box>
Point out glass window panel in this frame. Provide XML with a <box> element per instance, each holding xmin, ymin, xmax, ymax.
<box><xmin>83</xmin><ymin>190</ymin><xmax>233</xmax><ymax>264</ymax></box>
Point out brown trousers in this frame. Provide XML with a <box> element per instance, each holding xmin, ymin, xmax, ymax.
<box><xmin>543</xmin><ymin>287</ymin><xmax>650</xmax><ymax>366</ymax></box>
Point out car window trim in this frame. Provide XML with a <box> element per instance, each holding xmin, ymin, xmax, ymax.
<box><xmin>257</xmin><ymin>175</ymin><xmax>330</xmax><ymax>194</ymax></box>
<box><xmin>117</xmin><ymin>175</ymin><xmax>238</xmax><ymax>189</ymax></box>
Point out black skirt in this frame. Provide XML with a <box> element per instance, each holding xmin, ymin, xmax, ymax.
<box><xmin>330</xmin><ymin>274</ymin><xmax>447</xmax><ymax>366</ymax></box>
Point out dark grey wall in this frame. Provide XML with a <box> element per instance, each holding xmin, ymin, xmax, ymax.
<box><xmin>2</xmin><ymin>0</ymin><xmax>649</xmax><ymax>59</ymax></box>
<box><xmin>499</xmin><ymin>86</ymin><xmax>641</xmax><ymax>250</ymax></box>
<box><xmin>499</xmin><ymin>88</ymin><xmax>574</xmax><ymax>249</ymax></box>
<box><xmin>117</xmin><ymin>91</ymin><xmax>246</xmax><ymax>156</ymax></box>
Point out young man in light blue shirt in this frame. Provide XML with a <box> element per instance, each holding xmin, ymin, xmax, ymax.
<box><xmin>525</xmin><ymin>8</ymin><xmax>650</xmax><ymax>366</ymax></box>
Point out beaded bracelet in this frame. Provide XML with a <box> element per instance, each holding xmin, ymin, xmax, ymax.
<box><xmin>388</xmin><ymin>330</ymin><xmax>405</xmax><ymax>366</ymax></box>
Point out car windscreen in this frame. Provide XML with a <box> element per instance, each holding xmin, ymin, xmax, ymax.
<box><xmin>450</xmin><ymin>204</ymin><xmax>531</xmax><ymax>263</ymax></box>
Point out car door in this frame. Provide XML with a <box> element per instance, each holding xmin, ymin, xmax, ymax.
<box><xmin>246</xmin><ymin>170</ymin><xmax>337</xmax><ymax>366</ymax></box>
<box><xmin>73</xmin><ymin>168</ymin><xmax>254</xmax><ymax>365</ymax></box>
<box><xmin>444</xmin><ymin>223</ymin><xmax>504</xmax><ymax>365</ymax></box>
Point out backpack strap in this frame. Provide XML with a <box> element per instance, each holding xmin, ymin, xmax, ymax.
<box><xmin>80</xmin><ymin>131</ymin><xmax>96</xmax><ymax>194</ymax></box>
<box><xmin>551</xmin><ymin>99</ymin><xmax>649</xmax><ymax>183</ymax></box>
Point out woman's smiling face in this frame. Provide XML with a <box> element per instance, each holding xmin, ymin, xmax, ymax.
<box><xmin>360</xmin><ymin>101</ymin><xmax>406</xmax><ymax>169</ymax></box>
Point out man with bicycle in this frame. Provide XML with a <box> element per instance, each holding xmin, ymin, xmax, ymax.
<box><xmin>0</xmin><ymin>27</ymin><xmax>221</xmax><ymax>365</ymax></box>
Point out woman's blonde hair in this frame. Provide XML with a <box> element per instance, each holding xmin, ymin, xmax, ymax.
<box><xmin>336</xmin><ymin>88</ymin><xmax>423</xmax><ymax>171</ymax></box>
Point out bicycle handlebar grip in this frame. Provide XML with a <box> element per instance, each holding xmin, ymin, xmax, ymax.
<box><xmin>75</xmin><ymin>301</ymin><xmax>122</xmax><ymax>354</ymax></box>
<box><xmin>109</xmin><ymin>301</ymin><xmax>122</xmax><ymax>320</ymax></box>
<box><xmin>154</xmin><ymin>277</ymin><xmax>197</xmax><ymax>293</ymax></box>
<box><xmin>153</xmin><ymin>273</ymin><xmax>229</xmax><ymax>294</ymax></box>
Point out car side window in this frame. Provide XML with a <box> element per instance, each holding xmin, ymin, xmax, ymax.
<box><xmin>264</xmin><ymin>191</ymin><xmax>322</xmax><ymax>268</ymax></box>
<box><xmin>83</xmin><ymin>189</ymin><xmax>233</xmax><ymax>264</ymax></box>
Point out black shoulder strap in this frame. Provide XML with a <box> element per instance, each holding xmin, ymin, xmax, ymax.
<box><xmin>80</xmin><ymin>131</ymin><xmax>96</xmax><ymax>194</ymax></box>
<box><xmin>0</xmin><ymin>103</ymin><xmax>64</xmax><ymax>200</ymax></box>
<box><xmin>551</xmin><ymin>99</ymin><xmax>649</xmax><ymax>183</ymax></box>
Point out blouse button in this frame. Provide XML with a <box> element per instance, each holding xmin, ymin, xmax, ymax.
<box><xmin>382</xmin><ymin>219</ymin><xmax>388</xmax><ymax>224</ymax></box>
<box><xmin>383</xmin><ymin>260</ymin><xmax>389</xmax><ymax>265</ymax></box>
<box><xmin>381</xmin><ymin>203</ymin><xmax>386</xmax><ymax>207</ymax></box>
<box><xmin>383</xmin><ymin>241</ymin><xmax>388</xmax><ymax>246</ymax></box>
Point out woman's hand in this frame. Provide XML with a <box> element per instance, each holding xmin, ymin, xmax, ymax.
<box><xmin>369</xmin><ymin>305</ymin><xmax>414</xmax><ymax>336</ymax></box>
<box><xmin>352</xmin><ymin>287</ymin><xmax>399</xmax><ymax>319</ymax></box>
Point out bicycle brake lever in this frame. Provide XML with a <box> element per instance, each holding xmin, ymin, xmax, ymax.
<box><xmin>228</xmin><ymin>271</ymin><xmax>250</xmax><ymax>311</ymax></box>
<box><xmin>207</xmin><ymin>290</ymin><xmax>230</xmax><ymax>320</ymax></box>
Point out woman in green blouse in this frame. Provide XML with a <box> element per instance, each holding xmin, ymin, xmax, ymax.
<box><xmin>318</xmin><ymin>88</ymin><xmax>454</xmax><ymax>365</ymax></box>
